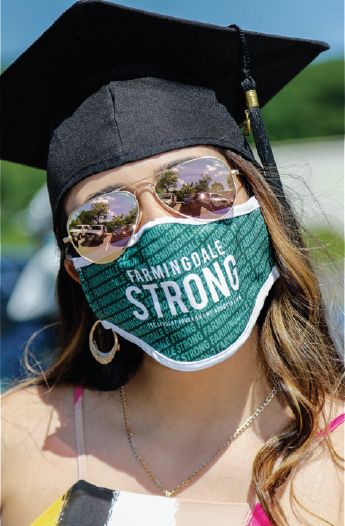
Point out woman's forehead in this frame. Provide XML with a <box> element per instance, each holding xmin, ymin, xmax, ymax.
<box><xmin>64</xmin><ymin>146</ymin><xmax>228</xmax><ymax>216</ymax></box>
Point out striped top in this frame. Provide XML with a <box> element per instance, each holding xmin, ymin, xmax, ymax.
<box><xmin>30</xmin><ymin>387</ymin><xmax>345</xmax><ymax>526</ymax></box>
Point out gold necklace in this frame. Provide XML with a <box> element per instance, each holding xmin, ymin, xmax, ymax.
<box><xmin>120</xmin><ymin>385</ymin><xmax>277</xmax><ymax>498</ymax></box>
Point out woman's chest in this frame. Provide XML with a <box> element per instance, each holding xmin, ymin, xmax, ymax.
<box><xmin>2</xmin><ymin>441</ymin><xmax>258</xmax><ymax>526</ymax></box>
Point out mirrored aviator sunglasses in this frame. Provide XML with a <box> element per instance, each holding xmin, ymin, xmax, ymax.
<box><xmin>64</xmin><ymin>157</ymin><xmax>238</xmax><ymax>264</ymax></box>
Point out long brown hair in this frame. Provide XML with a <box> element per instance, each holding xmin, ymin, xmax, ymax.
<box><xmin>12</xmin><ymin>149</ymin><xmax>345</xmax><ymax>525</ymax></box>
<box><xmin>226</xmin><ymin>150</ymin><xmax>344</xmax><ymax>525</ymax></box>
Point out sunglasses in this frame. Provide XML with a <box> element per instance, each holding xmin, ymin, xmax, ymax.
<box><xmin>64</xmin><ymin>156</ymin><xmax>238</xmax><ymax>264</ymax></box>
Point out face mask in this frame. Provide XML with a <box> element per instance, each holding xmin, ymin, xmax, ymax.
<box><xmin>75</xmin><ymin>197</ymin><xmax>279</xmax><ymax>371</ymax></box>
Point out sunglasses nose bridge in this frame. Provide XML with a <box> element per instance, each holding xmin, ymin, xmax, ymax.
<box><xmin>133</xmin><ymin>181</ymin><xmax>155</xmax><ymax>197</ymax></box>
<box><xmin>133</xmin><ymin>181</ymin><xmax>166</xmax><ymax>217</ymax></box>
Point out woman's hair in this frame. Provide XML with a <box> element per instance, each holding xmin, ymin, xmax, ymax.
<box><xmin>225</xmin><ymin>151</ymin><xmax>344</xmax><ymax>525</ymax></box>
<box><xmin>13</xmin><ymin>149</ymin><xmax>345</xmax><ymax>525</ymax></box>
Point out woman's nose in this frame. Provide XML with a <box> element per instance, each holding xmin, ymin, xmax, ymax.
<box><xmin>134</xmin><ymin>184</ymin><xmax>177</xmax><ymax>230</ymax></box>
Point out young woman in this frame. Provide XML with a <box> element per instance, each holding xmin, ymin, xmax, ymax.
<box><xmin>1</xmin><ymin>2</ymin><xmax>344</xmax><ymax>525</ymax></box>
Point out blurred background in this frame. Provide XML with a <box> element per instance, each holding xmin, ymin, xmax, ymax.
<box><xmin>1</xmin><ymin>0</ymin><xmax>344</xmax><ymax>389</ymax></box>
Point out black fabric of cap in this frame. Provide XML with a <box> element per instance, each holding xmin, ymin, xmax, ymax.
<box><xmin>0</xmin><ymin>0</ymin><xmax>329</xmax><ymax>224</ymax></box>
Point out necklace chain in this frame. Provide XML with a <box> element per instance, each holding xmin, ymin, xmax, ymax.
<box><xmin>120</xmin><ymin>385</ymin><xmax>277</xmax><ymax>498</ymax></box>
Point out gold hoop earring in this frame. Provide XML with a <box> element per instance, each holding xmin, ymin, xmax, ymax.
<box><xmin>89</xmin><ymin>320</ymin><xmax>120</xmax><ymax>364</ymax></box>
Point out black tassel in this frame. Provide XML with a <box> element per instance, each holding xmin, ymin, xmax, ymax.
<box><xmin>241</xmin><ymin>76</ymin><xmax>285</xmax><ymax>201</ymax></box>
<box><xmin>230</xmin><ymin>25</ymin><xmax>286</xmax><ymax>205</ymax></box>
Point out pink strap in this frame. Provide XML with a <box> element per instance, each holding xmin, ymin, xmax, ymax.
<box><xmin>74</xmin><ymin>386</ymin><xmax>87</xmax><ymax>481</ymax></box>
<box><xmin>247</xmin><ymin>503</ymin><xmax>271</xmax><ymax>525</ymax></box>
<box><xmin>316</xmin><ymin>413</ymin><xmax>345</xmax><ymax>438</ymax></box>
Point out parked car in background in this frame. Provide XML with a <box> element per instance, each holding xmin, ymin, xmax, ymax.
<box><xmin>189</xmin><ymin>194</ymin><xmax>202</xmax><ymax>216</ymax></box>
<box><xmin>197</xmin><ymin>192</ymin><xmax>230</xmax><ymax>211</ymax></box>
<box><xmin>84</xmin><ymin>224</ymin><xmax>107</xmax><ymax>243</ymax></box>
<box><xmin>110</xmin><ymin>224</ymin><xmax>133</xmax><ymax>243</ymax></box>
<box><xmin>181</xmin><ymin>193</ymin><xmax>194</xmax><ymax>205</ymax></box>
<box><xmin>69</xmin><ymin>224</ymin><xmax>90</xmax><ymax>240</ymax></box>
<box><xmin>180</xmin><ymin>193</ymin><xmax>195</xmax><ymax>213</ymax></box>
<box><xmin>162</xmin><ymin>193</ymin><xmax>176</xmax><ymax>207</ymax></box>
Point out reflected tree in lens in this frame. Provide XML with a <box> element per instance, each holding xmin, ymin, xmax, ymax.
<box><xmin>90</xmin><ymin>201</ymin><xmax>109</xmax><ymax>223</ymax></box>
<box><xmin>109</xmin><ymin>206</ymin><xmax>137</xmax><ymax>246</ymax></box>
<box><xmin>226</xmin><ymin>173</ymin><xmax>236</xmax><ymax>191</ymax></box>
<box><xmin>176</xmin><ymin>182</ymin><xmax>196</xmax><ymax>202</ymax></box>
<box><xmin>156</xmin><ymin>170</ymin><xmax>179</xmax><ymax>199</ymax></box>
<box><xmin>108</xmin><ymin>207</ymin><xmax>137</xmax><ymax>230</ymax></box>
<box><xmin>124</xmin><ymin>206</ymin><xmax>137</xmax><ymax>225</ymax></box>
<box><xmin>197</xmin><ymin>173</ymin><xmax>212</xmax><ymax>192</ymax></box>
<box><xmin>70</xmin><ymin>201</ymin><xmax>109</xmax><ymax>227</ymax></box>
<box><xmin>70</xmin><ymin>210</ymin><xmax>94</xmax><ymax>228</ymax></box>
<box><xmin>210</xmin><ymin>181</ymin><xmax>225</xmax><ymax>193</ymax></box>
<box><xmin>103</xmin><ymin>193</ymin><xmax>138</xmax><ymax>231</ymax></box>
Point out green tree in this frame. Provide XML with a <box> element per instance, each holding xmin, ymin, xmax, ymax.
<box><xmin>226</xmin><ymin>174</ymin><xmax>236</xmax><ymax>192</ymax></box>
<box><xmin>70</xmin><ymin>201</ymin><xmax>110</xmax><ymax>227</ymax></box>
<box><xmin>176</xmin><ymin>182</ymin><xmax>196</xmax><ymax>201</ymax></box>
<box><xmin>196</xmin><ymin>173</ymin><xmax>212</xmax><ymax>192</ymax></box>
<box><xmin>259</xmin><ymin>60</ymin><xmax>344</xmax><ymax>140</ymax></box>
<box><xmin>107</xmin><ymin>214</ymin><xmax>126</xmax><ymax>230</ymax></box>
<box><xmin>105</xmin><ymin>207</ymin><xmax>137</xmax><ymax>231</ymax></box>
<box><xmin>124</xmin><ymin>207</ymin><xmax>138</xmax><ymax>225</ymax></box>
<box><xmin>90</xmin><ymin>201</ymin><xmax>109</xmax><ymax>223</ymax></box>
<box><xmin>71</xmin><ymin>209</ymin><xmax>95</xmax><ymax>226</ymax></box>
<box><xmin>156</xmin><ymin>170</ymin><xmax>179</xmax><ymax>194</ymax></box>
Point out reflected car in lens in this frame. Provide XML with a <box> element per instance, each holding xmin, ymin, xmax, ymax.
<box><xmin>197</xmin><ymin>192</ymin><xmax>232</xmax><ymax>211</ymax></box>
<box><xmin>110</xmin><ymin>224</ymin><xmax>134</xmax><ymax>243</ymax></box>
<box><xmin>180</xmin><ymin>193</ymin><xmax>195</xmax><ymax>213</ymax></box>
<box><xmin>69</xmin><ymin>224</ymin><xmax>90</xmax><ymax>240</ymax></box>
<box><xmin>84</xmin><ymin>225</ymin><xmax>107</xmax><ymax>244</ymax></box>
<box><xmin>181</xmin><ymin>193</ymin><xmax>194</xmax><ymax>206</ymax></box>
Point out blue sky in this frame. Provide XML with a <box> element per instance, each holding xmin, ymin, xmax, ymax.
<box><xmin>2</xmin><ymin>0</ymin><xmax>344</xmax><ymax>66</ymax></box>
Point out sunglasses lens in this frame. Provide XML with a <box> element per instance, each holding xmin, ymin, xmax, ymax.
<box><xmin>155</xmin><ymin>157</ymin><xmax>236</xmax><ymax>220</ymax></box>
<box><xmin>68</xmin><ymin>191</ymin><xmax>138</xmax><ymax>264</ymax></box>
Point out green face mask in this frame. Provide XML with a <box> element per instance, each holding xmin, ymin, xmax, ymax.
<box><xmin>75</xmin><ymin>197</ymin><xmax>279</xmax><ymax>371</ymax></box>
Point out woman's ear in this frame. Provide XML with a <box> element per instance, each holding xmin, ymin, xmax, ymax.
<box><xmin>64</xmin><ymin>259</ymin><xmax>81</xmax><ymax>284</ymax></box>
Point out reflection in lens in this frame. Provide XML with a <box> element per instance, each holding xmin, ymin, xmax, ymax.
<box><xmin>156</xmin><ymin>158</ymin><xmax>236</xmax><ymax>220</ymax></box>
<box><xmin>68</xmin><ymin>191</ymin><xmax>138</xmax><ymax>264</ymax></box>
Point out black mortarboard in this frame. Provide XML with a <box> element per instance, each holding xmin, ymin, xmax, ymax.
<box><xmin>0</xmin><ymin>0</ymin><xmax>329</xmax><ymax>225</ymax></box>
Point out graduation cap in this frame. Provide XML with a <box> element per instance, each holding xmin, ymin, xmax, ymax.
<box><xmin>0</xmin><ymin>0</ymin><xmax>329</xmax><ymax>224</ymax></box>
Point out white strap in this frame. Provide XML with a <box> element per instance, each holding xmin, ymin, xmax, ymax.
<box><xmin>74</xmin><ymin>386</ymin><xmax>88</xmax><ymax>481</ymax></box>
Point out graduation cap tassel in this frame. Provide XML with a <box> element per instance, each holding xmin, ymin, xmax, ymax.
<box><xmin>242</xmin><ymin>77</ymin><xmax>283</xmax><ymax>199</ymax></box>
<box><xmin>230</xmin><ymin>25</ymin><xmax>285</xmax><ymax>203</ymax></box>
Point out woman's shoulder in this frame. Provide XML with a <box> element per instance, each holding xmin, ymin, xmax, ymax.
<box><xmin>1</xmin><ymin>383</ymin><xmax>83</xmax><ymax>524</ymax></box>
<box><xmin>281</xmin><ymin>398</ymin><xmax>344</xmax><ymax>525</ymax></box>
<box><xmin>1</xmin><ymin>382</ymin><xmax>119</xmax><ymax>460</ymax></box>
<box><xmin>310</xmin><ymin>397</ymin><xmax>344</xmax><ymax>479</ymax></box>
<box><xmin>2</xmin><ymin>383</ymin><xmax>76</xmax><ymax>463</ymax></box>
<box><xmin>2</xmin><ymin>383</ymin><xmax>75</xmax><ymax>431</ymax></box>
<box><xmin>319</xmin><ymin>397</ymin><xmax>345</xmax><ymax>453</ymax></box>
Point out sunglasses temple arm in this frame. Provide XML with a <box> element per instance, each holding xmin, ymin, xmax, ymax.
<box><xmin>134</xmin><ymin>211</ymin><xmax>142</xmax><ymax>233</ymax></box>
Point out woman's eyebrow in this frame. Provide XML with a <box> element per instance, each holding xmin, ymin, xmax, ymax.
<box><xmin>153</xmin><ymin>156</ymin><xmax>196</xmax><ymax>174</ymax></box>
<box><xmin>85</xmin><ymin>184</ymin><xmax>124</xmax><ymax>201</ymax></box>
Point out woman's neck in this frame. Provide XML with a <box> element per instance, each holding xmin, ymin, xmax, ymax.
<box><xmin>124</xmin><ymin>326</ymin><xmax>279</xmax><ymax>444</ymax></box>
